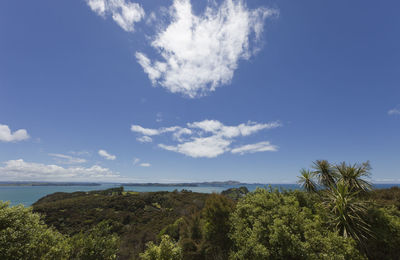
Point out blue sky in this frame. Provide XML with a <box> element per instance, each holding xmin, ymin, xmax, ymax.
<box><xmin>0</xmin><ymin>0</ymin><xmax>399</xmax><ymax>183</ymax></box>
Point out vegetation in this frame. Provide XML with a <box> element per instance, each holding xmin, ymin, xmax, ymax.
<box><xmin>33</xmin><ymin>188</ymin><xmax>209</xmax><ymax>259</ymax></box>
<box><xmin>1</xmin><ymin>160</ymin><xmax>400</xmax><ymax>259</ymax></box>
<box><xmin>297</xmin><ymin>169</ymin><xmax>317</xmax><ymax>192</ymax></box>
<box><xmin>0</xmin><ymin>201</ymin><xmax>69</xmax><ymax>260</ymax></box>
<box><xmin>140</xmin><ymin>235</ymin><xmax>182</xmax><ymax>260</ymax></box>
<box><xmin>229</xmin><ymin>188</ymin><xmax>363</xmax><ymax>259</ymax></box>
<box><xmin>0</xmin><ymin>201</ymin><xmax>118</xmax><ymax>260</ymax></box>
<box><xmin>69</xmin><ymin>221</ymin><xmax>120</xmax><ymax>260</ymax></box>
<box><xmin>221</xmin><ymin>187</ymin><xmax>249</xmax><ymax>200</ymax></box>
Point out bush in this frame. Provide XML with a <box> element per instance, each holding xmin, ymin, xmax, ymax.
<box><xmin>140</xmin><ymin>235</ymin><xmax>182</xmax><ymax>260</ymax></box>
<box><xmin>0</xmin><ymin>201</ymin><xmax>70</xmax><ymax>260</ymax></box>
<box><xmin>69</xmin><ymin>221</ymin><xmax>120</xmax><ymax>260</ymax></box>
<box><xmin>229</xmin><ymin>188</ymin><xmax>365</xmax><ymax>260</ymax></box>
<box><xmin>364</xmin><ymin>206</ymin><xmax>400</xmax><ymax>259</ymax></box>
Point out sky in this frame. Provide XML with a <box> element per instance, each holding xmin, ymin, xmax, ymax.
<box><xmin>0</xmin><ymin>0</ymin><xmax>399</xmax><ymax>183</ymax></box>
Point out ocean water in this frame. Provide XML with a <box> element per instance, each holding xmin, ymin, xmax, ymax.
<box><xmin>0</xmin><ymin>183</ymin><xmax>399</xmax><ymax>206</ymax></box>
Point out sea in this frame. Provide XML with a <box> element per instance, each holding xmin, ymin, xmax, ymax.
<box><xmin>1</xmin><ymin>183</ymin><xmax>399</xmax><ymax>206</ymax></box>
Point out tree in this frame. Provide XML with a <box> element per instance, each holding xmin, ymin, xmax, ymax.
<box><xmin>312</xmin><ymin>160</ymin><xmax>337</xmax><ymax>188</ymax></box>
<box><xmin>140</xmin><ymin>235</ymin><xmax>182</xmax><ymax>260</ymax></box>
<box><xmin>323</xmin><ymin>182</ymin><xmax>371</xmax><ymax>244</ymax></box>
<box><xmin>364</xmin><ymin>206</ymin><xmax>400</xmax><ymax>260</ymax></box>
<box><xmin>0</xmin><ymin>201</ymin><xmax>70</xmax><ymax>260</ymax></box>
<box><xmin>229</xmin><ymin>188</ymin><xmax>365</xmax><ymax>260</ymax></box>
<box><xmin>202</xmin><ymin>194</ymin><xmax>235</xmax><ymax>259</ymax></box>
<box><xmin>69</xmin><ymin>221</ymin><xmax>120</xmax><ymax>260</ymax></box>
<box><xmin>335</xmin><ymin>161</ymin><xmax>372</xmax><ymax>192</ymax></box>
<box><xmin>297</xmin><ymin>168</ymin><xmax>317</xmax><ymax>192</ymax></box>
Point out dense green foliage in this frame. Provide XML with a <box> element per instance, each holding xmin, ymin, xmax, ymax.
<box><xmin>202</xmin><ymin>194</ymin><xmax>235</xmax><ymax>258</ymax></box>
<box><xmin>221</xmin><ymin>187</ymin><xmax>249</xmax><ymax>200</ymax></box>
<box><xmin>69</xmin><ymin>221</ymin><xmax>120</xmax><ymax>260</ymax></box>
<box><xmin>364</xmin><ymin>206</ymin><xmax>400</xmax><ymax>259</ymax></box>
<box><xmin>33</xmin><ymin>188</ymin><xmax>209</xmax><ymax>259</ymax></box>
<box><xmin>0</xmin><ymin>201</ymin><xmax>69</xmax><ymax>260</ymax></box>
<box><xmin>1</xmin><ymin>162</ymin><xmax>399</xmax><ymax>260</ymax></box>
<box><xmin>229</xmin><ymin>188</ymin><xmax>364</xmax><ymax>259</ymax></box>
<box><xmin>0</xmin><ymin>201</ymin><xmax>119</xmax><ymax>260</ymax></box>
<box><xmin>140</xmin><ymin>235</ymin><xmax>182</xmax><ymax>260</ymax></box>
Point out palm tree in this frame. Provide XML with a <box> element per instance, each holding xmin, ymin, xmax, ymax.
<box><xmin>324</xmin><ymin>182</ymin><xmax>371</xmax><ymax>244</ymax></box>
<box><xmin>312</xmin><ymin>160</ymin><xmax>337</xmax><ymax>188</ymax></box>
<box><xmin>335</xmin><ymin>161</ymin><xmax>372</xmax><ymax>192</ymax></box>
<box><xmin>297</xmin><ymin>169</ymin><xmax>317</xmax><ymax>193</ymax></box>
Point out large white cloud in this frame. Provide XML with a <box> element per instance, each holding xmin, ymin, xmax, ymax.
<box><xmin>0</xmin><ymin>124</ymin><xmax>30</xmax><ymax>142</ymax></box>
<box><xmin>86</xmin><ymin>0</ymin><xmax>145</xmax><ymax>32</ymax></box>
<box><xmin>136</xmin><ymin>0</ymin><xmax>277</xmax><ymax>97</ymax></box>
<box><xmin>0</xmin><ymin>159</ymin><xmax>119</xmax><ymax>182</ymax></box>
<box><xmin>131</xmin><ymin>119</ymin><xmax>280</xmax><ymax>158</ymax></box>
<box><xmin>98</xmin><ymin>149</ymin><xmax>116</xmax><ymax>160</ymax></box>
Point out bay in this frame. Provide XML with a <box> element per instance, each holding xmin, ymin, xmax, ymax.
<box><xmin>0</xmin><ymin>183</ymin><xmax>399</xmax><ymax>206</ymax></box>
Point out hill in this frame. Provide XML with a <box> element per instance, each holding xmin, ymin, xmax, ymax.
<box><xmin>33</xmin><ymin>187</ymin><xmax>209</xmax><ymax>259</ymax></box>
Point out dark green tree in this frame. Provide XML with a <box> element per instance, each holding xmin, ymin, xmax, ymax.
<box><xmin>364</xmin><ymin>206</ymin><xmax>400</xmax><ymax>260</ymax></box>
<box><xmin>202</xmin><ymin>194</ymin><xmax>235</xmax><ymax>259</ymax></box>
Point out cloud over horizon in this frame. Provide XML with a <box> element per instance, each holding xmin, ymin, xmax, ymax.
<box><xmin>131</xmin><ymin>119</ymin><xmax>280</xmax><ymax>158</ymax></box>
<box><xmin>0</xmin><ymin>124</ymin><xmax>30</xmax><ymax>143</ymax></box>
<box><xmin>0</xmin><ymin>159</ymin><xmax>119</xmax><ymax>182</ymax></box>
<box><xmin>136</xmin><ymin>0</ymin><xmax>277</xmax><ymax>98</ymax></box>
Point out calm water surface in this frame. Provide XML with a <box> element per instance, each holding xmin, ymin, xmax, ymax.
<box><xmin>0</xmin><ymin>183</ymin><xmax>399</xmax><ymax>206</ymax></box>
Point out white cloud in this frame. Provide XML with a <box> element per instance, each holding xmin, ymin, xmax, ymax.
<box><xmin>132</xmin><ymin>119</ymin><xmax>280</xmax><ymax>158</ymax></box>
<box><xmin>231</xmin><ymin>141</ymin><xmax>278</xmax><ymax>155</ymax></box>
<box><xmin>133</xmin><ymin>157</ymin><xmax>140</xmax><ymax>165</ymax></box>
<box><xmin>136</xmin><ymin>0</ymin><xmax>277</xmax><ymax>97</ymax></box>
<box><xmin>131</xmin><ymin>125</ymin><xmax>181</xmax><ymax>136</ymax></box>
<box><xmin>388</xmin><ymin>105</ymin><xmax>400</xmax><ymax>115</ymax></box>
<box><xmin>69</xmin><ymin>150</ymin><xmax>91</xmax><ymax>156</ymax></box>
<box><xmin>0</xmin><ymin>159</ymin><xmax>119</xmax><ymax>182</ymax></box>
<box><xmin>159</xmin><ymin>135</ymin><xmax>230</xmax><ymax>158</ymax></box>
<box><xmin>0</xmin><ymin>124</ymin><xmax>30</xmax><ymax>142</ymax></box>
<box><xmin>86</xmin><ymin>0</ymin><xmax>145</xmax><ymax>32</ymax></box>
<box><xmin>98</xmin><ymin>149</ymin><xmax>116</xmax><ymax>160</ymax></box>
<box><xmin>156</xmin><ymin>112</ymin><xmax>163</xmax><ymax>122</ymax></box>
<box><xmin>49</xmin><ymin>153</ymin><xmax>87</xmax><ymax>164</ymax></box>
<box><xmin>139</xmin><ymin>162</ymin><xmax>151</xmax><ymax>167</ymax></box>
<box><xmin>137</xmin><ymin>136</ymin><xmax>153</xmax><ymax>143</ymax></box>
<box><xmin>131</xmin><ymin>125</ymin><xmax>161</xmax><ymax>136</ymax></box>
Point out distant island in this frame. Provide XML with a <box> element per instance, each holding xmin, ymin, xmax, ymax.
<box><xmin>123</xmin><ymin>180</ymin><xmax>242</xmax><ymax>187</ymax></box>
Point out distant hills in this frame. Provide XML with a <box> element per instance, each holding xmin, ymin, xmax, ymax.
<box><xmin>0</xmin><ymin>180</ymin><xmax>243</xmax><ymax>187</ymax></box>
<box><xmin>123</xmin><ymin>180</ymin><xmax>242</xmax><ymax>187</ymax></box>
